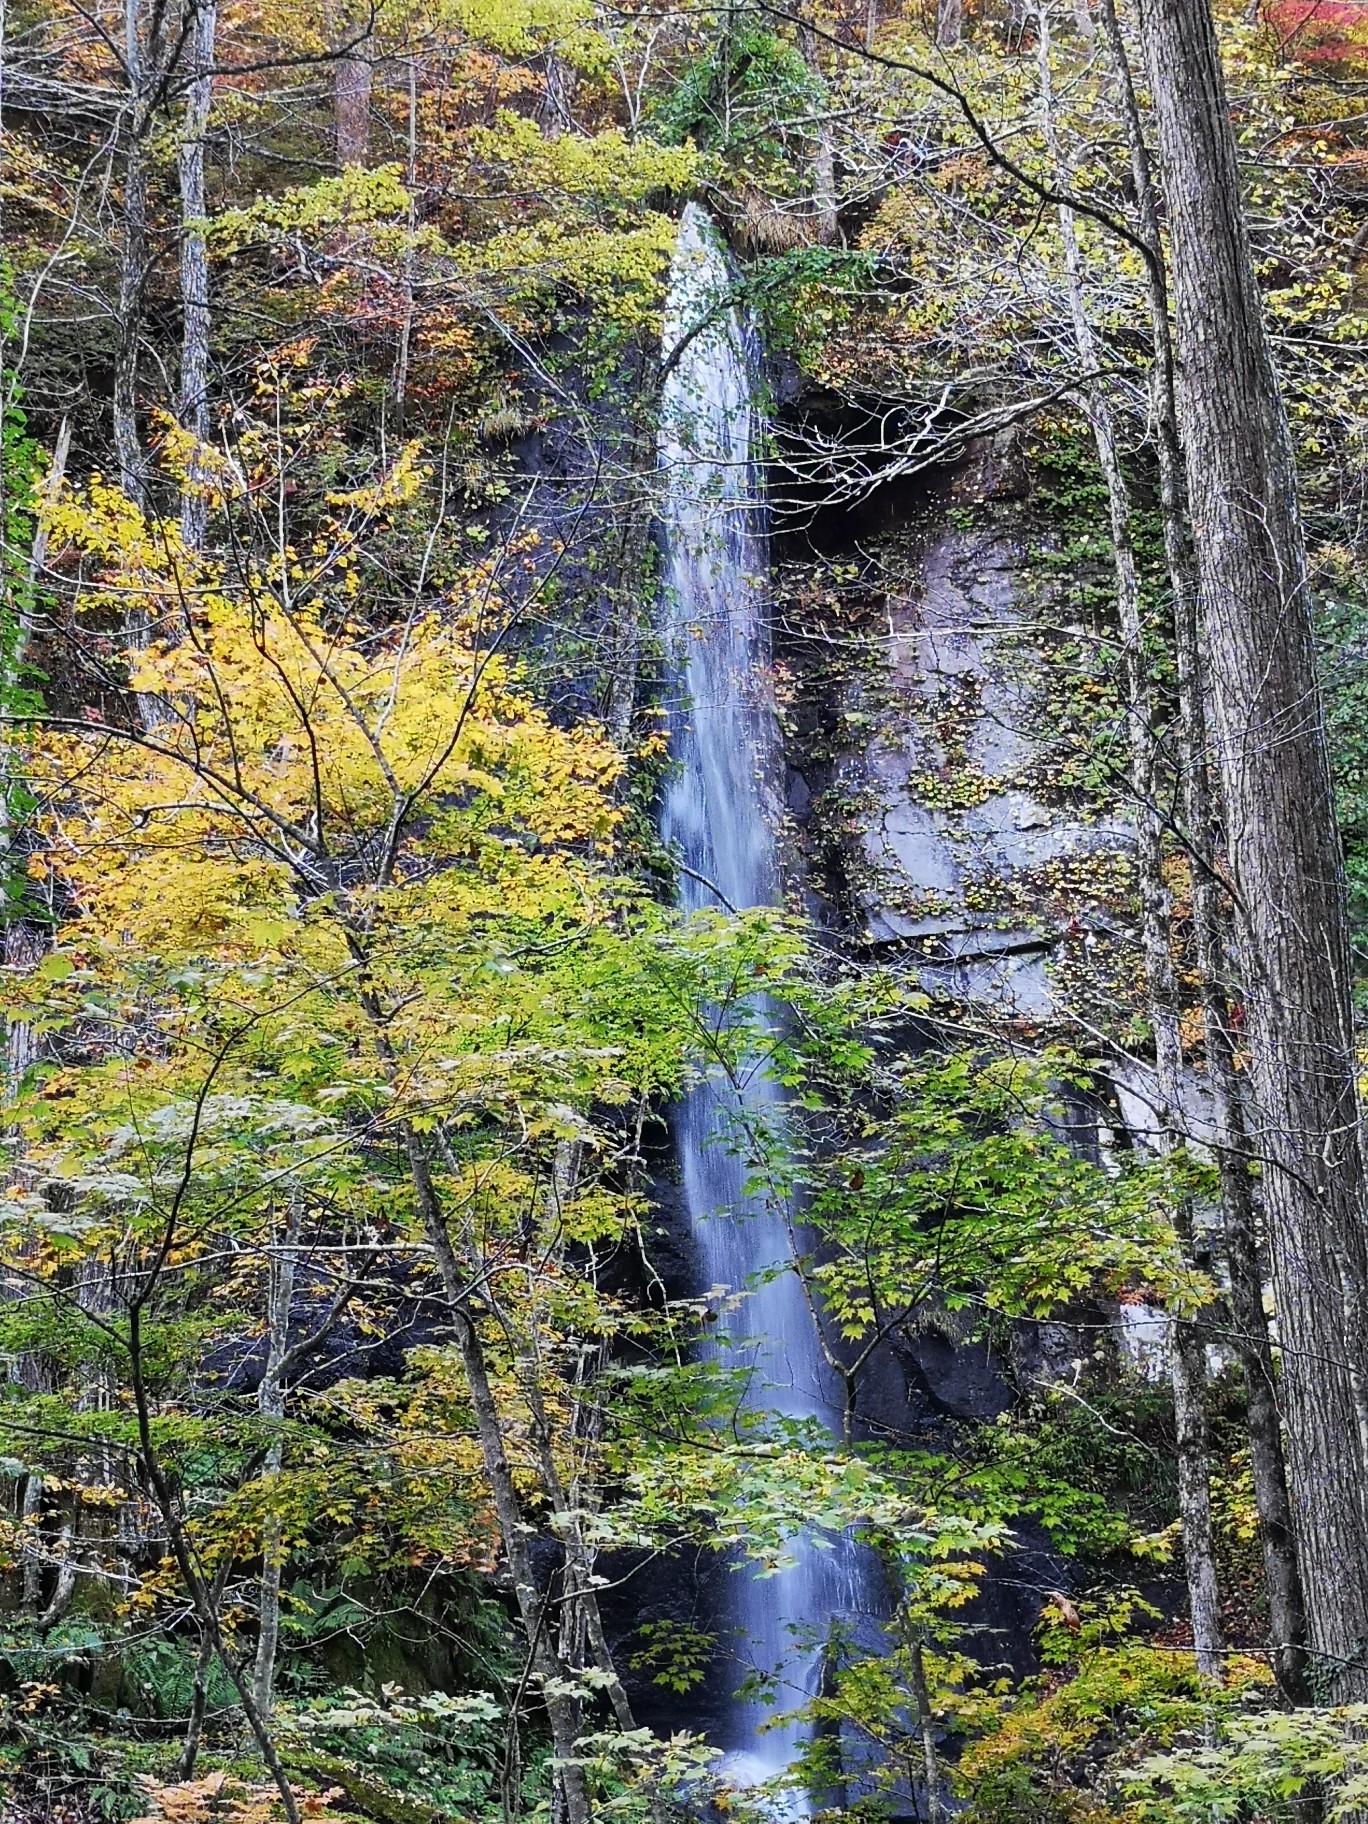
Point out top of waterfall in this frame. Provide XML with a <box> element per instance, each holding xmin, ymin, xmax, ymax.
<box><xmin>660</xmin><ymin>205</ymin><xmax>761</xmax><ymax>504</ymax></box>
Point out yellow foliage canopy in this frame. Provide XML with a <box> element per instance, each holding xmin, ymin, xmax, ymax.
<box><xmin>33</xmin><ymin>472</ymin><xmax>622</xmax><ymax>961</ymax></box>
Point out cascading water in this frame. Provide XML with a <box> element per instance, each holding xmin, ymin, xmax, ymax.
<box><xmin>657</xmin><ymin>204</ymin><xmax>877</xmax><ymax>1812</ymax></box>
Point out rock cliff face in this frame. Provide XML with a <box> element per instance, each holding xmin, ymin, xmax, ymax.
<box><xmin>777</xmin><ymin>458</ymin><xmax>1142</xmax><ymax>1044</ymax></box>
<box><xmin>774</xmin><ymin>437</ymin><xmax>1177</xmax><ymax>1446</ymax></box>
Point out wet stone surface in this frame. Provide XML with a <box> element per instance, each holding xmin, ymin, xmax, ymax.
<box><xmin>791</xmin><ymin>520</ymin><xmax>1138</xmax><ymax>1026</ymax></box>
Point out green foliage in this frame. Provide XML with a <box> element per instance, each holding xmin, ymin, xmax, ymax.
<box><xmin>209</xmin><ymin>166</ymin><xmax>413</xmax><ymax>252</ymax></box>
<box><xmin>794</xmin><ymin>1049</ymin><xmax>1201</xmax><ymax>1337</ymax></box>
<box><xmin>466</xmin><ymin>114</ymin><xmax>698</xmax><ymax>221</ymax></box>
<box><xmin>1128</xmin><ymin>1701</ymin><xmax>1368</xmax><ymax>1822</ymax></box>
<box><xmin>122</xmin><ymin>1641</ymin><xmax>238</xmax><ymax>1720</ymax></box>
<box><xmin>6</xmin><ymin>0</ymin><xmax>1359</xmax><ymax>1814</ymax></box>
<box><xmin>746</xmin><ymin>245</ymin><xmax>877</xmax><ymax>370</ymax></box>
<box><xmin>627</xmin><ymin>1620</ymin><xmax>715</xmax><ymax>1694</ymax></box>
<box><xmin>286</xmin><ymin>1687</ymin><xmax>504</xmax><ymax>1818</ymax></box>
<box><xmin>887</xmin><ymin>1380</ymin><xmax>1179</xmax><ymax>1562</ymax></box>
<box><xmin>652</xmin><ymin>25</ymin><xmax>822</xmax><ymax>169</ymax></box>
<box><xmin>1018</xmin><ymin>425</ymin><xmax>1172</xmax><ymax>806</ymax></box>
<box><xmin>959</xmin><ymin>1597</ymin><xmax>1274</xmax><ymax>1824</ymax></box>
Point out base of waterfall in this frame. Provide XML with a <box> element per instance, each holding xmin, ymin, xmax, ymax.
<box><xmin>713</xmin><ymin>1750</ymin><xmax>812</xmax><ymax>1821</ymax></box>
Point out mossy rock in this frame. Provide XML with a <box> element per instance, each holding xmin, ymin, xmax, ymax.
<box><xmin>282</xmin><ymin>1745</ymin><xmax>454</xmax><ymax>1824</ymax></box>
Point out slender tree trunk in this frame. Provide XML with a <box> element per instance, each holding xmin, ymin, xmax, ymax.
<box><xmin>907</xmin><ymin>1632</ymin><xmax>940</xmax><ymax>1824</ymax></box>
<box><xmin>812</xmin><ymin>1633</ymin><xmax>849</xmax><ymax>1813</ymax></box>
<box><xmin>810</xmin><ymin>123</ymin><xmax>838</xmax><ymax>245</ymax></box>
<box><xmin>1136</xmin><ymin>0</ymin><xmax>1368</xmax><ymax>1698</ymax></box>
<box><xmin>333</xmin><ymin>17</ymin><xmax>371</xmax><ymax>168</ymax></box>
<box><xmin>178</xmin><ymin>0</ymin><xmax>216</xmax><ymax>552</ymax></box>
<box><xmin>177</xmin><ymin>1558</ymin><xmax>232</xmax><ymax>1779</ymax></box>
<box><xmin>127</xmin><ymin>1309</ymin><xmax>302</xmax><ymax>1824</ymax></box>
<box><xmin>537</xmin><ymin>52</ymin><xmax>577</xmax><ymax>135</ymax></box>
<box><xmin>116</xmin><ymin>0</ymin><xmax>165</xmax><ymax>737</ymax></box>
<box><xmin>36</xmin><ymin>1518</ymin><xmax>77</xmax><ymax>1630</ymax></box>
<box><xmin>116</xmin><ymin>0</ymin><xmax>153</xmax><ymax>517</ymax></box>
<box><xmin>403</xmin><ymin>1128</ymin><xmax>592</xmax><ymax>1824</ymax></box>
<box><xmin>114</xmin><ymin>148</ymin><xmax>149</xmax><ymax>517</ymax></box>
<box><xmin>935</xmin><ymin>0</ymin><xmax>964</xmax><ymax>46</ymax></box>
<box><xmin>347</xmin><ymin>941</ymin><xmax>596</xmax><ymax>1820</ymax></box>
<box><xmin>796</xmin><ymin>17</ymin><xmax>839</xmax><ymax>243</ymax></box>
<box><xmin>392</xmin><ymin>55</ymin><xmax>417</xmax><ymax>435</ymax></box>
<box><xmin>251</xmin><ymin>1198</ymin><xmax>302</xmax><ymax>1722</ymax></box>
<box><xmin>19</xmin><ymin>1474</ymin><xmax>43</xmax><ymax>1609</ymax></box>
<box><xmin>2</xmin><ymin>422</ymin><xmax>68</xmax><ymax>944</ymax></box>
<box><xmin>517</xmin><ymin>1339</ymin><xmax>635</xmax><ymax>1733</ymax></box>
<box><xmin>602</xmin><ymin>407</ymin><xmax>658</xmax><ymax>742</ymax></box>
<box><xmin>1096</xmin><ymin>0</ymin><xmax>1309</xmax><ymax>1699</ymax></box>
<box><xmin>177</xmin><ymin>1626</ymin><xmax>216</xmax><ymax>1779</ymax></box>
<box><xmin>1038</xmin><ymin>1</ymin><xmax>1223</xmax><ymax>1677</ymax></box>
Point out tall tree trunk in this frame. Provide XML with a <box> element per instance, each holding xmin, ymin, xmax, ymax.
<box><xmin>251</xmin><ymin>1198</ymin><xmax>301</xmax><ymax>1722</ymax></box>
<box><xmin>403</xmin><ymin>1129</ymin><xmax>592</xmax><ymax>1824</ymax></box>
<box><xmin>796</xmin><ymin>17</ymin><xmax>839</xmax><ymax>243</ymax></box>
<box><xmin>333</xmin><ymin>21</ymin><xmax>371</xmax><ymax>168</ymax></box>
<box><xmin>2</xmin><ymin>422</ymin><xmax>68</xmax><ymax>938</ymax></box>
<box><xmin>115</xmin><ymin>0</ymin><xmax>166</xmax><ymax>518</ymax></box>
<box><xmin>511</xmin><ymin>1156</ymin><xmax>635</xmax><ymax>1737</ymax></box>
<box><xmin>392</xmin><ymin>55</ymin><xmax>417</xmax><ymax>435</ymax></box>
<box><xmin>602</xmin><ymin>405</ymin><xmax>658</xmax><ymax>743</ymax></box>
<box><xmin>902</xmin><ymin>1622</ymin><xmax>941</xmax><ymax>1824</ymax></box>
<box><xmin>19</xmin><ymin>1474</ymin><xmax>44</xmax><ymax>1610</ymax></box>
<box><xmin>1136</xmin><ymin>0</ymin><xmax>1368</xmax><ymax>1698</ymax></box>
<box><xmin>935</xmin><ymin>0</ymin><xmax>964</xmax><ymax>46</ymax></box>
<box><xmin>178</xmin><ymin>0</ymin><xmax>216</xmax><ymax>552</ymax></box>
<box><xmin>1037</xmin><ymin>0</ymin><xmax>1223</xmax><ymax>1676</ymax></box>
<box><xmin>1096</xmin><ymin>0</ymin><xmax>1309</xmax><ymax>1700</ymax></box>
<box><xmin>127</xmin><ymin>1306</ymin><xmax>302</xmax><ymax>1824</ymax></box>
<box><xmin>347</xmin><ymin>943</ymin><xmax>596</xmax><ymax>1821</ymax></box>
<box><xmin>115</xmin><ymin>107</ymin><xmax>149</xmax><ymax>514</ymax></box>
<box><xmin>176</xmin><ymin>1626</ymin><xmax>216</xmax><ymax>1779</ymax></box>
<box><xmin>116</xmin><ymin>0</ymin><xmax>164</xmax><ymax>733</ymax></box>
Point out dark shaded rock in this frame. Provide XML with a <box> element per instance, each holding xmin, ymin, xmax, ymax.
<box><xmin>900</xmin><ymin>1330</ymin><xmax>1013</xmax><ymax>1423</ymax></box>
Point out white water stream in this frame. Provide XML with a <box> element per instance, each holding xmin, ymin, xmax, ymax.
<box><xmin>657</xmin><ymin>205</ymin><xmax>877</xmax><ymax>1815</ymax></box>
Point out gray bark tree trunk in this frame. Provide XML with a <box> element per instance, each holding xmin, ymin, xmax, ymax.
<box><xmin>1096</xmin><ymin>0</ymin><xmax>1309</xmax><ymax>1700</ymax></box>
<box><xmin>1137</xmin><ymin>0</ymin><xmax>1368</xmax><ymax>1698</ymax></box>
<box><xmin>508</xmin><ymin>1146</ymin><xmax>635</xmax><ymax>1735</ymax></box>
<box><xmin>115</xmin><ymin>82</ymin><xmax>149</xmax><ymax>512</ymax></box>
<box><xmin>404</xmin><ymin>1128</ymin><xmax>592</xmax><ymax>1824</ymax></box>
<box><xmin>334</xmin><ymin>27</ymin><xmax>371</xmax><ymax>167</ymax></box>
<box><xmin>251</xmin><ymin>1198</ymin><xmax>302</xmax><ymax>1721</ymax></box>
<box><xmin>935</xmin><ymin>0</ymin><xmax>964</xmax><ymax>47</ymax></box>
<box><xmin>115</xmin><ymin>0</ymin><xmax>165</xmax><ymax>733</ymax></box>
<box><xmin>1038</xmin><ymin>0</ymin><xmax>1223</xmax><ymax>1677</ymax></box>
<box><xmin>178</xmin><ymin>0</ymin><xmax>216</xmax><ymax>552</ymax></box>
<box><xmin>796</xmin><ymin>18</ymin><xmax>839</xmax><ymax>243</ymax></box>
<box><xmin>392</xmin><ymin>55</ymin><xmax>417</xmax><ymax>434</ymax></box>
<box><xmin>115</xmin><ymin>0</ymin><xmax>164</xmax><ymax>519</ymax></box>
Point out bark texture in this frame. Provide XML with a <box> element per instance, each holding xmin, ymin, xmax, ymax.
<box><xmin>935</xmin><ymin>0</ymin><xmax>964</xmax><ymax>46</ymax></box>
<box><xmin>404</xmin><ymin>1130</ymin><xmax>593</xmax><ymax>1824</ymax></box>
<box><xmin>1097</xmin><ymin>0</ymin><xmax>1308</xmax><ymax>1697</ymax></box>
<box><xmin>178</xmin><ymin>0</ymin><xmax>216</xmax><ymax>551</ymax></box>
<box><xmin>251</xmin><ymin>1199</ymin><xmax>301</xmax><ymax>1721</ymax></box>
<box><xmin>1038</xmin><ymin>2</ymin><xmax>1223</xmax><ymax>1676</ymax></box>
<box><xmin>1137</xmin><ymin>0</ymin><xmax>1368</xmax><ymax>1696</ymax></box>
<box><xmin>334</xmin><ymin>32</ymin><xmax>371</xmax><ymax>166</ymax></box>
<box><xmin>115</xmin><ymin>2</ymin><xmax>153</xmax><ymax>516</ymax></box>
<box><xmin>796</xmin><ymin>17</ymin><xmax>839</xmax><ymax>242</ymax></box>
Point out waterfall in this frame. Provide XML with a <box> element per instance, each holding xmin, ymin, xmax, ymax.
<box><xmin>658</xmin><ymin>204</ymin><xmax>859</xmax><ymax>1813</ymax></box>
